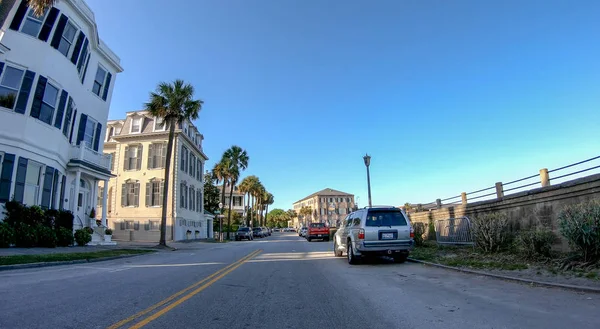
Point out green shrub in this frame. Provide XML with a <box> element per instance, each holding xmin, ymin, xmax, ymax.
<box><xmin>558</xmin><ymin>201</ymin><xmax>600</xmax><ymax>262</ymax></box>
<box><xmin>14</xmin><ymin>223</ymin><xmax>37</xmax><ymax>247</ymax></box>
<box><xmin>516</xmin><ymin>228</ymin><xmax>557</xmax><ymax>259</ymax></box>
<box><xmin>427</xmin><ymin>218</ymin><xmax>437</xmax><ymax>240</ymax></box>
<box><xmin>36</xmin><ymin>225</ymin><xmax>57</xmax><ymax>248</ymax></box>
<box><xmin>2</xmin><ymin>199</ymin><xmax>26</xmax><ymax>227</ymax></box>
<box><xmin>74</xmin><ymin>229</ymin><xmax>92</xmax><ymax>246</ymax></box>
<box><xmin>413</xmin><ymin>222</ymin><xmax>426</xmax><ymax>247</ymax></box>
<box><xmin>471</xmin><ymin>212</ymin><xmax>511</xmax><ymax>253</ymax></box>
<box><xmin>0</xmin><ymin>222</ymin><xmax>14</xmax><ymax>248</ymax></box>
<box><xmin>105</xmin><ymin>228</ymin><xmax>113</xmax><ymax>235</ymax></box>
<box><xmin>55</xmin><ymin>210</ymin><xmax>74</xmax><ymax>231</ymax></box>
<box><xmin>56</xmin><ymin>228</ymin><xmax>74</xmax><ymax>247</ymax></box>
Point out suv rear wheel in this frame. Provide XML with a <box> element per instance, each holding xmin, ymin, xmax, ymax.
<box><xmin>347</xmin><ymin>240</ymin><xmax>360</xmax><ymax>265</ymax></box>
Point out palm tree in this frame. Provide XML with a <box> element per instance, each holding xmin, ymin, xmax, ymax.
<box><xmin>263</xmin><ymin>192</ymin><xmax>274</xmax><ymax>227</ymax></box>
<box><xmin>239</xmin><ymin>175</ymin><xmax>259</xmax><ymax>226</ymax></box>
<box><xmin>145</xmin><ymin>80</ymin><xmax>203</xmax><ymax>247</ymax></box>
<box><xmin>299</xmin><ymin>206</ymin><xmax>312</xmax><ymax>227</ymax></box>
<box><xmin>212</xmin><ymin>159</ymin><xmax>230</xmax><ymax>237</ymax></box>
<box><xmin>221</xmin><ymin>146</ymin><xmax>248</xmax><ymax>239</ymax></box>
<box><xmin>248</xmin><ymin>177</ymin><xmax>262</xmax><ymax>227</ymax></box>
<box><xmin>253</xmin><ymin>183</ymin><xmax>265</xmax><ymax>226</ymax></box>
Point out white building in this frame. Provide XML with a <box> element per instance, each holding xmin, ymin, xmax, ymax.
<box><xmin>0</xmin><ymin>0</ymin><xmax>123</xmax><ymax>243</ymax></box>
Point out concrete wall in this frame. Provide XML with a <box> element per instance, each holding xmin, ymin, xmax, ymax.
<box><xmin>407</xmin><ymin>174</ymin><xmax>600</xmax><ymax>249</ymax></box>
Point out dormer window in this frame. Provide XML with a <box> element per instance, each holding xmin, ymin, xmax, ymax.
<box><xmin>154</xmin><ymin>117</ymin><xmax>166</xmax><ymax>131</ymax></box>
<box><xmin>131</xmin><ymin>117</ymin><xmax>142</xmax><ymax>133</ymax></box>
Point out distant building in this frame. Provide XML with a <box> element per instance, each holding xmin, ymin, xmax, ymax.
<box><xmin>216</xmin><ymin>182</ymin><xmax>246</xmax><ymax>215</ymax></box>
<box><xmin>292</xmin><ymin>188</ymin><xmax>356</xmax><ymax>227</ymax></box>
<box><xmin>101</xmin><ymin>110</ymin><xmax>210</xmax><ymax>241</ymax></box>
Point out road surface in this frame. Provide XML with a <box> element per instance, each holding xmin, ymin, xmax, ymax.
<box><xmin>0</xmin><ymin>233</ymin><xmax>598</xmax><ymax>329</ymax></box>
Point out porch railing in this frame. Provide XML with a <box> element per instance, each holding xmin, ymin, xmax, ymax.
<box><xmin>70</xmin><ymin>145</ymin><xmax>112</xmax><ymax>171</ymax></box>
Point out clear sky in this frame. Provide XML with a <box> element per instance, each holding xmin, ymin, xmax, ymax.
<box><xmin>86</xmin><ymin>0</ymin><xmax>600</xmax><ymax>210</ymax></box>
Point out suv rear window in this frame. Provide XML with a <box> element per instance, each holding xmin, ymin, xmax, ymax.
<box><xmin>238</xmin><ymin>227</ymin><xmax>250</xmax><ymax>232</ymax></box>
<box><xmin>309</xmin><ymin>223</ymin><xmax>325</xmax><ymax>228</ymax></box>
<box><xmin>365</xmin><ymin>210</ymin><xmax>408</xmax><ymax>227</ymax></box>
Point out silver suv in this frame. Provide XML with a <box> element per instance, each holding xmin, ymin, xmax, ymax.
<box><xmin>333</xmin><ymin>206</ymin><xmax>414</xmax><ymax>264</ymax></box>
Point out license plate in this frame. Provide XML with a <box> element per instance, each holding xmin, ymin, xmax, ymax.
<box><xmin>317</xmin><ymin>234</ymin><xmax>322</xmax><ymax>237</ymax></box>
<box><xmin>381</xmin><ymin>233</ymin><xmax>394</xmax><ymax>240</ymax></box>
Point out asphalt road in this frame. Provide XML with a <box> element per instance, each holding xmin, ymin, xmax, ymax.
<box><xmin>0</xmin><ymin>233</ymin><xmax>598</xmax><ymax>329</ymax></box>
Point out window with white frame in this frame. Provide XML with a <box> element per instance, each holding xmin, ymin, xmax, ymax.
<box><xmin>39</xmin><ymin>82</ymin><xmax>59</xmax><ymax>125</ymax></box>
<box><xmin>189</xmin><ymin>154</ymin><xmax>195</xmax><ymax>176</ymax></box>
<box><xmin>0</xmin><ymin>66</ymin><xmax>24</xmax><ymax>110</ymax></box>
<box><xmin>83</xmin><ymin>117</ymin><xmax>97</xmax><ymax>149</ymax></box>
<box><xmin>148</xmin><ymin>220</ymin><xmax>160</xmax><ymax>230</ymax></box>
<box><xmin>154</xmin><ymin>117</ymin><xmax>165</xmax><ymax>131</ymax></box>
<box><xmin>180</xmin><ymin>146</ymin><xmax>188</xmax><ymax>172</ymax></box>
<box><xmin>130</xmin><ymin>117</ymin><xmax>142</xmax><ymax>133</ymax></box>
<box><xmin>196</xmin><ymin>159</ymin><xmax>202</xmax><ymax>181</ymax></box>
<box><xmin>124</xmin><ymin>144</ymin><xmax>142</xmax><ymax>170</ymax></box>
<box><xmin>197</xmin><ymin>190</ymin><xmax>202</xmax><ymax>213</ymax></box>
<box><xmin>23</xmin><ymin>161</ymin><xmax>42</xmax><ymax>206</ymax></box>
<box><xmin>121</xmin><ymin>180</ymin><xmax>139</xmax><ymax>207</ymax></box>
<box><xmin>92</xmin><ymin>66</ymin><xmax>108</xmax><ymax>97</ymax></box>
<box><xmin>189</xmin><ymin>186</ymin><xmax>195</xmax><ymax>212</ymax></box>
<box><xmin>148</xmin><ymin>143</ymin><xmax>166</xmax><ymax>169</ymax></box>
<box><xmin>57</xmin><ymin>21</ymin><xmax>77</xmax><ymax>57</ymax></box>
<box><xmin>180</xmin><ymin>182</ymin><xmax>187</xmax><ymax>208</ymax></box>
<box><xmin>146</xmin><ymin>179</ymin><xmax>163</xmax><ymax>207</ymax></box>
<box><xmin>21</xmin><ymin>8</ymin><xmax>47</xmax><ymax>37</ymax></box>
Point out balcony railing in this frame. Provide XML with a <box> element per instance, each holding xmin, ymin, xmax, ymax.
<box><xmin>70</xmin><ymin>145</ymin><xmax>112</xmax><ymax>171</ymax></box>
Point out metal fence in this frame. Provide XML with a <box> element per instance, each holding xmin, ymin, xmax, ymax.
<box><xmin>413</xmin><ymin>154</ymin><xmax>600</xmax><ymax>210</ymax></box>
<box><xmin>434</xmin><ymin>217</ymin><xmax>474</xmax><ymax>246</ymax></box>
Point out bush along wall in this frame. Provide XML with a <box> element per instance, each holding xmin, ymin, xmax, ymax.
<box><xmin>0</xmin><ymin>200</ymin><xmax>75</xmax><ymax>248</ymax></box>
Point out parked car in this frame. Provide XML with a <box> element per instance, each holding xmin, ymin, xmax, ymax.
<box><xmin>235</xmin><ymin>227</ymin><xmax>253</xmax><ymax>241</ymax></box>
<box><xmin>261</xmin><ymin>227</ymin><xmax>271</xmax><ymax>236</ymax></box>
<box><xmin>299</xmin><ymin>227</ymin><xmax>307</xmax><ymax>237</ymax></box>
<box><xmin>290</xmin><ymin>228</ymin><xmax>296</xmax><ymax>232</ymax></box>
<box><xmin>333</xmin><ymin>206</ymin><xmax>414</xmax><ymax>265</ymax></box>
<box><xmin>273</xmin><ymin>228</ymin><xmax>280</xmax><ymax>232</ymax></box>
<box><xmin>307</xmin><ymin>222</ymin><xmax>329</xmax><ymax>242</ymax></box>
<box><xmin>253</xmin><ymin>227</ymin><xmax>266</xmax><ymax>238</ymax></box>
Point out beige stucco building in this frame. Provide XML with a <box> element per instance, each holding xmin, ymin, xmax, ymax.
<box><xmin>98</xmin><ymin>110</ymin><xmax>211</xmax><ymax>242</ymax></box>
<box><xmin>292</xmin><ymin>188</ymin><xmax>356</xmax><ymax>228</ymax></box>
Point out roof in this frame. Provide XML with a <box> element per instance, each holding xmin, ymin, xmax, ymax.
<box><xmin>294</xmin><ymin>188</ymin><xmax>354</xmax><ymax>204</ymax></box>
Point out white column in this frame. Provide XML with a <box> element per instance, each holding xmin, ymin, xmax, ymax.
<box><xmin>72</xmin><ymin>171</ymin><xmax>81</xmax><ymax>213</ymax></box>
<box><xmin>102</xmin><ymin>179</ymin><xmax>108</xmax><ymax>227</ymax></box>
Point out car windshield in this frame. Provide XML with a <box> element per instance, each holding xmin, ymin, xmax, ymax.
<box><xmin>252</xmin><ymin>228</ymin><xmax>261</xmax><ymax>231</ymax></box>
<box><xmin>238</xmin><ymin>227</ymin><xmax>249</xmax><ymax>232</ymax></box>
<box><xmin>310</xmin><ymin>223</ymin><xmax>325</xmax><ymax>228</ymax></box>
<box><xmin>365</xmin><ymin>210</ymin><xmax>408</xmax><ymax>227</ymax></box>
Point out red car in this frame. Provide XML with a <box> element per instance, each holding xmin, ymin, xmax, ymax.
<box><xmin>307</xmin><ymin>223</ymin><xmax>329</xmax><ymax>242</ymax></box>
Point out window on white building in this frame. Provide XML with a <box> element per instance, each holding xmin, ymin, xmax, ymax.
<box><xmin>57</xmin><ymin>21</ymin><xmax>77</xmax><ymax>57</ymax></box>
<box><xmin>93</xmin><ymin>66</ymin><xmax>107</xmax><ymax>97</ymax></box>
<box><xmin>21</xmin><ymin>8</ymin><xmax>47</xmax><ymax>37</ymax></box>
<box><xmin>196</xmin><ymin>159</ymin><xmax>202</xmax><ymax>181</ymax></box>
<box><xmin>189</xmin><ymin>186</ymin><xmax>195</xmax><ymax>212</ymax></box>
<box><xmin>189</xmin><ymin>154</ymin><xmax>195</xmax><ymax>176</ymax></box>
<box><xmin>23</xmin><ymin>161</ymin><xmax>42</xmax><ymax>206</ymax></box>
<box><xmin>39</xmin><ymin>82</ymin><xmax>59</xmax><ymax>125</ymax></box>
<box><xmin>82</xmin><ymin>117</ymin><xmax>97</xmax><ymax>149</ymax></box>
<box><xmin>180</xmin><ymin>182</ymin><xmax>187</xmax><ymax>209</ymax></box>
<box><xmin>180</xmin><ymin>146</ymin><xmax>188</xmax><ymax>172</ymax></box>
<box><xmin>130</xmin><ymin>117</ymin><xmax>142</xmax><ymax>133</ymax></box>
<box><xmin>0</xmin><ymin>66</ymin><xmax>24</xmax><ymax>110</ymax></box>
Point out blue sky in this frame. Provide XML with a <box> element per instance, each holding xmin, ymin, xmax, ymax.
<box><xmin>87</xmin><ymin>0</ymin><xmax>600</xmax><ymax>210</ymax></box>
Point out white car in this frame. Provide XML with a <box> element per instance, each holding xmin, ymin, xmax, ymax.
<box><xmin>299</xmin><ymin>227</ymin><xmax>307</xmax><ymax>237</ymax></box>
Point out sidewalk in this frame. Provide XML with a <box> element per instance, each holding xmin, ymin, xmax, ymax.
<box><xmin>0</xmin><ymin>239</ymin><xmax>224</xmax><ymax>257</ymax></box>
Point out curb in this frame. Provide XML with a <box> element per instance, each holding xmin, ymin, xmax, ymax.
<box><xmin>0</xmin><ymin>253</ymin><xmax>150</xmax><ymax>272</ymax></box>
<box><xmin>408</xmin><ymin>258</ymin><xmax>600</xmax><ymax>294</ymax></box>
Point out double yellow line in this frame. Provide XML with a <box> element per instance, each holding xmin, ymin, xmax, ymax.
<box><xmin>107</xmin><ymin>249</ymin><xmax>262</xmax><ymax>329</ymax></box>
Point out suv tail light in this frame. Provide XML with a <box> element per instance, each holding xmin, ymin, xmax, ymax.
<box><xmin>358</xmin><ymin>229</ymin><xmax>365</xmax><ymax>240</ymax></box>
<box><xmin>410</xmin><ymin>228</ymin><xmax>415</xmax><ymax>239</ymax></box>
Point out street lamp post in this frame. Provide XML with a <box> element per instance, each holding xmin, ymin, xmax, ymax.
<box><xmin>218</xmin><ymin>202</ymin><xmax>223</xmax><ymax>242</ymax></box>
<box><xmin>363</xmin><ymin>154</ymin><xmax>372</xmax><ymax>207</ymax></box>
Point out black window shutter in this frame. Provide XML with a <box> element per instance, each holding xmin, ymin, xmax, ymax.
<box><xmin>13</xmin><ymin>157</ymin><xmax>28</xmax><ymax>203</ymax></box>
<box><xmin>121</xmin><ymin>184</ymin><xmax>127</xmax><ymax>206</ymax></box>
<box><xmin>38</xmin><ymin>7</ymin><xmax>59</xmax><ymax>41</ymax></box>
<box><xmin>76</xmin><ymin>113</ymin><xmax>87</xmax><ymax>145</ymax></box>
<box><xmin>15</xmin><ymin>70</ymin><xmax>35</xmax><ymax>114</ymax></box>
<box><xmin>0</xmin><ymin>62</ymin><xmax>4</xmax><ymax>76</ymax></box>
<box><xmin>9</xmin><ymin>0</ymin><xmax>28</xmax><ymax>31</ymax></box>
<box><xmin>102</xmin><ymin>72</ymin><xmax>112</xmax><ymax>100</ymax></box>
<box><xmin>93</xmin><ymin>122</ymin><xmax>102</xmax><ymax>151</ymax></box>
<box><xmin>29</xmin><ymin>75</ymin><xmax>46</xmax><ymax>119</ymax></box>
<box><xmin>81</xmin><ymin>55</ymin><xmax>91</xmax><ymax>83</ymax></box>
<box><xmin>77</xmin><ymin>39</ymin><xmax>89</xmax><ymax>71</ymax></box>
<box><xmin>51</xmin><ymin>169</ymin><xmax>59</xmax><ymax>209</ymax></box>
<box><xmin>69</xmin><ymin>109</ymin><xmax>77</xmax><ymax>143</ymax></box>
<box><xmin>53</xmin><ymin>90</ymin><xmax>68</xmax><ymax>129</ymax></box>
<box><xmin>0</xmin><ymin>153</ymin><xmax>15</xmax><ymax>202</ymax></box>
<box><xmin>62</xmin><ymin>97</ymin><xmax>73</xmax><ymax>137</ymax></box>
<box><xmin>145</xmin><ymin>182</ymin><xmax>150</xmax><ymax>207</ymax></box>
<box><xmin>70</xmin><ymin>32</ymin><xmax>85</xmax><ymax>64</ymax></box>
<box><xmin>41</xmin><ymin>166</ymin><xmax>54</xmax><ymax>209</ymax></box>
<box><xmin>50</xmin><ymin>14</ymin><xmax>68</xmax><ymax>49</ymax></box>
<box><xmin>159</xmin><ymin>181</ymin><xmax>164</xmax><ymax>206</ymax></box>
<box><xmin>59</xmin><ymin>175</ymin><xmax>66</xmax><ymax>210</ymax></box>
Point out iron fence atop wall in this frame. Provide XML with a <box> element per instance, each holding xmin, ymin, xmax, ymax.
<box><xmin>412</xmin><ymin>155</ymin><xmax>600</xmax><ymax>211</ymax></box>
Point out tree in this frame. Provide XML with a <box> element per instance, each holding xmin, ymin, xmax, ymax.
<box><xmin>145</xmin><ymin>80</ymin><xmax>202</xmax><ymax>247</ymax></box>
<box><xmin>212</xmin><ymin>159</ymin><xmax>230</xmax><ymax>237</ymax></box>
<box><xmin>203</xmin><ymin>172</ymin><xmax>220</xmax><ymax>214</ymax></box>
<box><xmin>254</xmin><ymin>184</ymin><xmax>266</xmax><ymax>226</ymax></box>
<box><xmin>299</xmin><ymin>206</ymin><xmax>312</xmax><ymax>226</ymax></box>
<box><xmin>263</xmin><ymin>192</ymin><xmax>274</xmax><ymax>227</ymax></box>
<box><xmin>267</xmin><ymin>209</ymin><xmax>289</xmax><ymax>228</ymax></box>
<box><xmin>239</xmin><ymin>175</ymin><xmax>259</xmax><ymax>226</ymax></box>
<box><xmin>221</xmin><ymin>146</ymin><xmax>249</xmax><ymax>239</ymax></box>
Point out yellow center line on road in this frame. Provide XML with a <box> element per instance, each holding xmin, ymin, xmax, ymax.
<box><xmin>106</xmin><ymin>249</ymin><xmax>262</xmax><ymax>329</ymax></box>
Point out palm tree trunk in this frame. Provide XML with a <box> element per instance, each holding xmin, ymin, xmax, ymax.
<box><xmin>226</xmin><ymin>179</ymin><xmax>236</xmax><ymax>240</ymax></box>
<box><xmin>220</xmin><ymin>181</ymin><xmax>226</xmax><ymax>239</ymax></box>
<box><xmin>246</xmin><ymin>192</ymin><xmax>250</xmax><ymax>226</ymax></box>
<box><xmin>264</xmin><ymin>204</ymin><xmax>269</xmax><ymax>227</ymax></box>
<box><xmin>159</xmin><ymin>118</ymin><xmax>176</xmax><ymax>246</ymax></box>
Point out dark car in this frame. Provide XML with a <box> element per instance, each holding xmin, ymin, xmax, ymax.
<box><xmin>235</xmin><ymin>227</ymin><xmax>253</xmax><ymax>241</ymax></box>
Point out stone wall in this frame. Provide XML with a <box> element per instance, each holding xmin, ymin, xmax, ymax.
<box><xmin>408</xmin><ymin>174</ymin><xmax>600</xmax><ymax>250</ymax></box>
